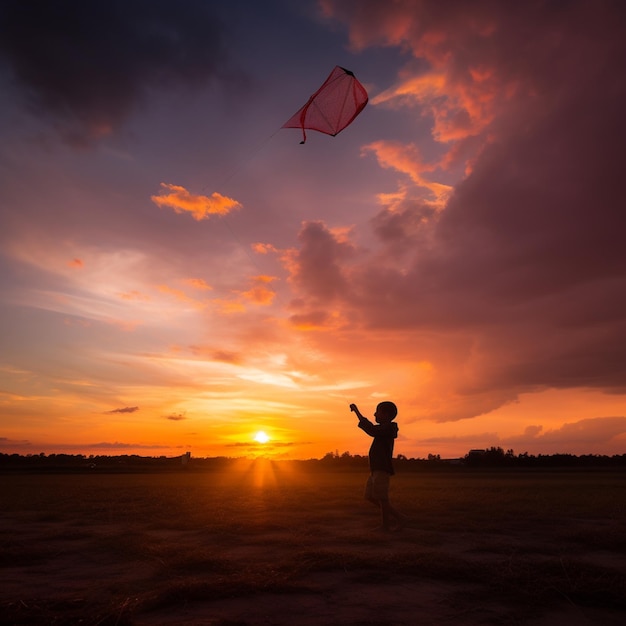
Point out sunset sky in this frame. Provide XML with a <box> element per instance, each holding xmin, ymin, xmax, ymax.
<box><xmin>1</xmin><ymin>0</ymin><xmax>626</xmax><ymax>460</ymax></box>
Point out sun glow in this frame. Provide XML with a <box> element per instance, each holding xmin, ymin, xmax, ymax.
<box><xmin>253</xmin><ymin>430</ymin><xmax>270</xmax><ymax>444</ymax></box>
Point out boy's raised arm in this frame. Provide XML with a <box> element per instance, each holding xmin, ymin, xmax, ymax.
<box><xmin>349</xmin><ymin>403</ymin><xmax>365</xmax><ymax>421</ymax></box>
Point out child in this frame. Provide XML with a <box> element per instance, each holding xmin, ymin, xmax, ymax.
<box><xmin>350</xmin><ymin>401</ymin><xmax>405</xmax><ymax>531</ymax></box>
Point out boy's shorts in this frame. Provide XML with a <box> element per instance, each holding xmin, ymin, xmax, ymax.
<box><xmin>365</xmin><ymin>470</ymin><xmax>391</xmax><ymax>501</ymax></box>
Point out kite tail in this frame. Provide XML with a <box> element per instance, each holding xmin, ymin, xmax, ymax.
<box><xmin>300</xmin><ymin>128</ymin><xmax>307</xmax><ymax>144</ymax></box>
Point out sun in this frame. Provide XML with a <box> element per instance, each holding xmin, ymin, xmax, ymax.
<box><xmin>253</xmin><ymin>430</ymin><xmax>270</xmax><ymax>444</ymax></box>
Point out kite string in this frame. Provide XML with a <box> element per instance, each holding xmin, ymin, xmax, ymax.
<box><xmin>197</xmin><ymin>66</ymin><xmax>367</xmax><ymax>296</ymax></box>
<box><xmin>220</xmin><ymin>211</ymin><xmax>266</xmax><ymax>277</ymax></box>
<box><xmin>204</xmin><ymin>127</ymin><xmax>282</xmax><ymax>194</ymax></box>
<box><xmin>201</xmin><ymin>126</ymin><xmax>285</xmax><ymax>283</ymax></box>
<box><xmin>193</xmin><ymin>127</ymin><xmax>279</xmax><ymax>275</ymax></box>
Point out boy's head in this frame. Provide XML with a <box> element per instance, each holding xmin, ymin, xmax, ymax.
<box><xmin>374</xmin><ymin>401</ymin><xmax>398</xmax><ymax>423</ymax></box>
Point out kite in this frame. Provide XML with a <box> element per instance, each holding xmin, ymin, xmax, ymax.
<box><xmin>282</xmin><ymin>66</ymin><xmax>368</xmax><ymax>144</ymax></box>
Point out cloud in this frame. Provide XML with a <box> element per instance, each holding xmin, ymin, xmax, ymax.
<box><xmin>151</xmin><ymin>183</ymin><xmax>242</xmax><ymax>220</ymax></box>
<box><xmin>372</xmin><ymin>69</ymin><xmax>495</xmax><ymax>143</ymax></box>
<box><xmin>369</xmin><ymin>192</ymin><xmax>438</xmax><ymax>253</ymax></box>
<box><xmin>283</xmin><ymin>221</ymin><xmax>355</xmax><ymax>304</ymax></box>
<box><xmin>158</xmin><ymin>284</ymin><xmax>195</xmax><ymax>303</ymax></box>
<box><xmin>189</xmin><ymin>346</ymin><xmax>243</xmax><ymax>364</ymax></box>
<box><xmin>118</xmin><ymin>290</ymin><xmax>151</xmax><ymax>302</ymax></box>
<box><xmin>289</xmin><ymin>310</ymin><xmax>334</xmax><ymax>331</ymax></box>
<box><xmin>212</xmin><ymin>299</ymin><xmax>247</xmax><ymax>315</ymax></box>
<box><xmin>240</xmin><ymin>275</ymin><xmax>277</xmax><ymax>306</ymax></box>
<box><xmin>105</xmin><ymin>406</ymin><xmax>139</xmax><ymax>414</ymax></box>
<box><xmin>184</xmin><ymin>278</ymin><xmax>213</xmax><ymax>291</ymax></box>
<box><xmin>510</xmin><ymin>417</ymin><xmax>626</xmax><ymax>447</ymax></box>
<box><xmin>253</xmin><ymin>243</ymin><xmax>280</xmax><ymax>255</ymax></box>
<box><xmin>165</xmin><ymin>412</ymin><xmax>187</xmax><ymax>421</ymax></box>
<box><xmin>308</xmin><ymin>1</ymin><xmax>626</xmax><ymax>418</ymax></box>
<box><xmin>424</xmin><ymin>416</ymin><xmax>626</xmax><ymax>455</ymax></box>
<box><xmin>87</xmin><ymin>441</ymin><xmax>178</xmax><ymax>450</ymax></box>
<box><xmin>362</xmin><ymin>140</ymin><xmax>452</xmax><ymax>204</ymax></box>
<box><xmin>0</xmin><ymin>0</ymin><xmax>231</xmax><ymax>145</ymax></box>
<box><xmin>0</xmin><ymin>437</ymin><xmax>32</xmax><ymax>448</ymax></box>
<box><xmin>0</xmin><ymin>439</ymin><xmax>174</xmax><ymax>453</ymax></box>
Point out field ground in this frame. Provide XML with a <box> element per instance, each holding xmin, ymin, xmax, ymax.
<box><xmin>1</xmin><ymin>464</ymin><xmax>625</xmax><ymax>625</ymax></box>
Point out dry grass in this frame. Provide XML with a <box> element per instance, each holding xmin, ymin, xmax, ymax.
<box><xmin>1</xmin><ymin>465</ymin><xmax>625</xmax><ymax>625</ymax></box>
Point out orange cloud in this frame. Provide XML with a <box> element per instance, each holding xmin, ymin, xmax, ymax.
<box><xmin>118</xmin><ymin>290</ymin><xmax>150</xmax><ymax>301</ymax></box>
<box><xmin>212</xmin><ymin>299</ymin><xmax>246</xmax><ymax>314</ymax></box>
<box><xmin>372</xmin><ymin>71</ymin><xmax>446</xmax><ymax>108</ymax></box>
<box><xmin>107</xmin><ymin>319</ymin><xmax>142</xmax><ymax>332</ymax></box>
<box><xmin>184</xmin><ymin>278</ymin><xmax>213</xmax><ymax>291</ymax></box>
<box><xmin>241</xmin><ymin>275</ymin><xmax>277</xmax><ymax>306</ymax></box>
<box><xmin>158</xmin><ymin>284</ymin><xmax>194</xmax><ymax>303</ymax></box>
<box><xmin>67</xmin><ymin>258</ymin><xmax>84</xmax><ymax>268</ymax></box>
<box><xmin>372</xmin><ymin>71</ymin><xmax>495</xmax><ymax>143</ymax></box>
<box><xmin>362</xmin><ymin>140</ymin><xmax>452</xmax><ymax>204</ymax></box>
<box><xmin>322</xmin><ymin>1</ymin><xmax>528</xmax><ymax>171</ymax></box>
<box><xmin>288</xmin><ymin>309</ymin><xmax>345</xmax><ymax>331</ymax></box>
<box><xmin>253</xmin><ymin>242</ymin><xmax>280</xmax><ymax>255</ymax></box>
<box><xmin>189</xmin><ymin>346</ymin><xmax>243</xmax><ymax>364</ymax></box>
<box><xmin>151</xmin><ymin>183</ymin><xmax>242</xmax><ymax>220</ymax></box>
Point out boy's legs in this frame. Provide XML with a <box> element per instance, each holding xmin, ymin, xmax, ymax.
<box><xmin>367</xmin><ymin>471</ymin><xmax>393</xmax><ymax>529</ymax></box>
<box><xmin>366</xmin><ymin>471</ymin><xmax>405</xmax><ymax>530</ymax></box>
<box><xmin>364</xmin><ymin>473</ymin><xmax>380</xmax><ymax>507</ymax></box>
<box><xmin>379</xmin><ymin>499</ymin><xmax>406</xmax><ymax>530</ymax></box>
<box><xmin>379</xmin><ymin>498</ymin><xmax>392</xmax><ymax>529</ymax></box>
<box><xmin>387</xmin><ymin>502</ymin><xmax>406</xmax><ymax>527</ymax></box>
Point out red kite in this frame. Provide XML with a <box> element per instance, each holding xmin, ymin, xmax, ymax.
<box><xmin>282</xmin><ymin>66</ymin><xmax>368</xmax><ymax>143</ymax></box>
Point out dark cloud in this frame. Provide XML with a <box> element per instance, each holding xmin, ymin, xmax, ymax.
<box><xmin>0</xmin><ymin>0</ymin><xmax>231</xmax><ymax>145</ymax></box>
<box><xmin>513</xmin><ymin>416</ymin><xmax>626</xmax><ymax>447</ymax></box>
<box><xmin>0</xmin><ymin>436</ymin><xmax>32</xmax><ymax>447</ymax></box>
<box><xmin>106</xmin><ymin>406</ymin><xmax>139</xmax><ymax>414</ymax></box>
<box><xmin>296</xmin><ymin>0</ymin><xmax>626</xmax><ymax>419</ymax></box>
<box><xmin>422</xmin><ymin>416</ymin><xmax>626</xmax><ymax>455</ymax></box>
<box><xmin>286</xmin><ymin>221</ymin><xmax>354</xmax><ymax>304</ymax></box>
<box><xmin>189</xmin><ymin>346</ymin><xmax>243</xmax><ymax>365</ymax></box>
<box><xmin>88</xmin><ymin>441</ymin><xmax>175</xmax><ymax>449</ymax></box>
<box><xmin>165</xmin><ymin>412</ymin><xmax>186</xmax><ymax>421</ymax></box>
<box><xmin>289</xmin><ymin>309</ymin><xmax>333</xmax><ymax>329</ymax></box>
<box><xmin>370</xmin><ymin>199</ymin><xmax>437</xmax><ymax>252</ymax></box>
<box><xmin>0</xmin><ymin>440</ymin><xmax>178</xmax><ymax>452</ymax></box>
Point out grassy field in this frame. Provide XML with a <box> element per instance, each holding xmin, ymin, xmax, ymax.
<box><xmin>1</xmin><ymin>462</ymin><xmax>625</xmax><ymax>625</ymax></box>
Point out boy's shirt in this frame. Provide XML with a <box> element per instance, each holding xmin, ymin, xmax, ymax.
<box><xmin>358</xmin><ymin>418</ymin><xmax>399</xmax><ymax>475</ymax></box>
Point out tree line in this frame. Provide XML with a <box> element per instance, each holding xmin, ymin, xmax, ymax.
<box><xmin>319</xmin><ymin>447</ymin><xmax>626</xmax><ymax>469</ymax></box>
<box><xmin>1</xmin><ymin>447</ymin><xmax>626</xmax><ymax>472</ymax></box>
